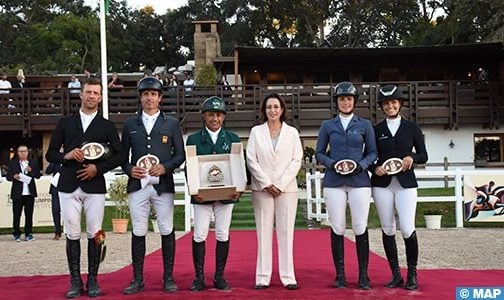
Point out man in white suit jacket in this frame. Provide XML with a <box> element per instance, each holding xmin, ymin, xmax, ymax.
<box><xmin>246</xmin><ymin>93</ymin><xmax>303</xmax><ymax>290</ymax></box>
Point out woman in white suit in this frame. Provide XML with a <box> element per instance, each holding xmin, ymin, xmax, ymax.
<box><xmin>246</xmin><ymin>93</ymin><xmax>303</xmax><ymax>290</ymax></box>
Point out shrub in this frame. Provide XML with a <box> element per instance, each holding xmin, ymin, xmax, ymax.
<box><xmin>107</xmin><ymin>176</ymin><xmax>129</xmax><ymax>219</ymax></box>
<box><xmin>423</xmin><ymin>207</ymin><xmax>444</xmax><ymax>215</ymax></box>
<box><xmin>197</xmin><ymin>64</ymin><xmax>217</xmax><ymax>86</ymax></box>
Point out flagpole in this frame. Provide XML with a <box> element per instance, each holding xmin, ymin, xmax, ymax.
<box><xmin>99</xmin><ymin>0</ymin><xmax>109</xmax><ymax>119</ymax></box>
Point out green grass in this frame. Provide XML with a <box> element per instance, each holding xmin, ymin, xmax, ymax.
<box><xmin>2</xmin><ymin>187</ymin><xmax>502</xmax><ymax>235</ymax></box>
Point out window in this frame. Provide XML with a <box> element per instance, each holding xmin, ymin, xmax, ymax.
<box><xmin>474</xmin><ymin>135</ymin><xmax>502</xmax><ymax>162</ymax></box>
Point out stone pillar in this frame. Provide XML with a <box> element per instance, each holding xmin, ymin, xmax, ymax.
<box><xmin>192</xmin><ymin>20</ymin><xmax>221</xmax><ymax>79</ymax></box>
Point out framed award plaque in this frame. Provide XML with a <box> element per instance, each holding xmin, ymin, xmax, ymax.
<box><xmin>185</xmin><ymin>143</ymin><xmax>247</xmax><ymax>201</ymax></box>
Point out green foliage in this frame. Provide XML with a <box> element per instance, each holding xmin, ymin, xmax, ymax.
<box><xmin>296</xmin><ymin>170</ymin><xmax>306</xmax><ymax>189</ymax></box>
<box><xmin>303</xmin><ymin>146</ymin><xmax>315</xmax><ymax>161</ymax></box>
<box><xmin>107</xmin><ymin>176</ymin><xmax>129</xmax><ymax>219</ymax></box>
<box><xmin>1</xmin><ymin>0</ymin><xmax>503</xmax><ymax>74</ymax></box>
<box><xmin>14</xmin><ymin>12</ymin><xmax>100</xmax><ymax>73</ymax></box>
<box><xmin>423</xmin><ymin>207</ymin><xmax>444</xmax><ymax>215</ymax></box>
<box><xmin>197</xmin><ymin>64</ymin><xmax>217</xmax><ymax>86</ymax></box>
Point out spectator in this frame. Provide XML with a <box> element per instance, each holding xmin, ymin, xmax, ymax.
<box><xmin>46</xmin><ymin>162</ymin><xmax>63</xmax><ymax>240</ymax></box>
<box><xmin>165</xmin><ymin>74</ymin><xmax>178</xmax><ymax>98</ymax></box>
<box><xmin>6</xmin><ymin>144</ymin><xmax>41</xmax><ymax>242</ymax></box>
<box><xmin>218</xmin><ymin>74</ymin><xmax>232</xmax><ymax>91</ymax></box>
<box><xmin>1</xmin><ymin>164</ymin><xmax>8</xmax><ymax>177</ymax></box>
<box><xmin>183</xmin><ymin>73</ymin><xmax>195</xmax><ymax>96</ymax></box>
<box><xmin>0</xmin><ymin>74</ymin><xmax>12</xmax><ymax>94</ymax></box>
<box><xmin>165</xmin><ymin>74</ymin><xmax>178</xmax><ymax>87</ymax></box>
<box><xmin>108</xmin><ymin>72</ymin><xmax>125</xmax><ymax>90</ymax></box>
<box><xmin>12</xmin><ymin>74</ymin><xmax>26</xmax><ymax>89</ymax></box>
<box><xmin>67</xmin><ymin>75</ymin><xmax>81</xmax><ymax>94</ymax></box>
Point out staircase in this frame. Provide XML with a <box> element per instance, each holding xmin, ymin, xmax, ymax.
<box><xmin>230</xmin><ymin>194</ymin><xmax>307</xmax><ymax>229</ymax></box>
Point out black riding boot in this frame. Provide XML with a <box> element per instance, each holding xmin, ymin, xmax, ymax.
<box><xmin>190</xmin><ymin>240</ymin><xmax>206</xmax><ymax>291</ymax></box>
<box><xmin>123</xmin><ymin>234</ymin><xmax>146</xmax><ymax>295</ymax></box>
<box><xmin>65</xmin><ymin>239</ymin><xmax>83</xmax><ymax>299</ymax></box>
<box><xmin>355</xmin><ymin>228</ymin><xmax>371</xmax><ymax>290</ymax></box>
<box><xmin>404</xmin><ymin>231</ymin><xmax>418</xmax><ymax>290</ymax></box>
<box><xmin>162</xmin><ymin>232</ymin><xmax>178</xmax><ymax>292</ymax></box>
<box><xmin>330</xmin><ymin>230</ymin><xmax>346</xmax><ymax>288</ymax></box>
<box><xmin>87</xmin><ymin>238</ymin><xmax>102</xmax><ymax>297</ymax></box>
<box><xmin>214</xmin><ymin>240</ymin><xmax>230</xmax><ymax>290</ymax></box>
<box><xmin>382</xmin><ymin>231</ymin><xmax>404</xmax><ymax>288</ymax></box>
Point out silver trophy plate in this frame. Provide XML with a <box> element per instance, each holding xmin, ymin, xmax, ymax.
<box><xmin>335</xmin><ymin>159</ymin><xmax>357</xmax><ymax>175</ymax></box>
<box><xmin>136</xmin><ymin>154</ymin><xmax>160</xmax><ymax>170</ymax></box>
<box><xmin>382</xmin><ymin>158</ymin><xmax>403</xmax><ymax>175</ymax></box>
<box><xmin>82</xmin><ymin>142</ymin><xmax>106</xmax><ymax>160</ymax></box>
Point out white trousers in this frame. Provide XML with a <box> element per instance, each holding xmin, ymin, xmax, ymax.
<box><xmin>59</xmin><ymin>187</ymin><xmax>105</xmax><ymax>240</ymax></box>
<box><xmin>373</xmin><ymin>177</ymin><xmax>417</xmax><ymax>238</ymax></box>
<box><xmin>128</xmin><ymin>185</ymin><xmax>174</xmax><ymax>236</ymax></box>
<box><xmin>324</xmin><ymin>186</ymin><xmax>371</xmax><ymax>235</ymax></box>
<box><xmin>193</xmin><ymin>202</ymin><xmax>234</xmax><ymax>242</ymax></box>
<box><xmin>252</xmin><ymin>191</ymin><xmax>298</xmax><ymax>286</ymax></box>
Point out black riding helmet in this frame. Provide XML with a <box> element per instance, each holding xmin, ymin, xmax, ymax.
<box><xmin>377</xmin><ymin>84</ymin><xmax>406</xmax><ymax>104</ymax></box>
<box><xmin>333</xmin><ymin>81</ymin><xmax>359</xmax><ymax>101</ymax></box>
<box><xmin>138</xmin><ymin>76</ymin><xmax>163</xmax><ymax>94</ymax></box>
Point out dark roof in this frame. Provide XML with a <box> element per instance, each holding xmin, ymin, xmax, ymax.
<box><xmin>232</xmin><ymin>43</ymin><xmax>504</xmax><ymax>63</ymax></box>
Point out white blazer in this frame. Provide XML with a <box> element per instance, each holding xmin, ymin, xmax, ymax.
<box><xmin>246</xmin><ymin>122</ymin><xmax>303</xmax><ymax>193</ymax></box>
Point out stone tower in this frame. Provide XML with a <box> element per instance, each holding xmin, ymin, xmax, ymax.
<box><xmin>192</xmin><ymin>20</ymin><xmax>221</xmax><ymax>78</ymax></box>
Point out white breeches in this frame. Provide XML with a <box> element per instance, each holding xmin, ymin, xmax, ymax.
<box><xmin>193</xmin><ymin>202</ymin><xmax>234</xmax><ymax>243</ymax></box>
<box><xmin>252</xmin><ymin>191</ymin><xmax>298</xmax><ymax>286</ymax></box>
<box><xmin>373</xmin><ymin>177</ymin><xmax>417</xmax><ymax>238</ymax></box>
<box><xmin>59</xmin><ymin>187</ymin><xmax>105</xmax><ymax>240</ymax></box>
<box><xmin>128</xmin><ymin>185</ymin><xmax>174</xmax><ymax>236</ymax></box>
<box><xmin>324</xmin><ymin>186</ymin><xmax>371</xmax><ymax>236</ymax></box>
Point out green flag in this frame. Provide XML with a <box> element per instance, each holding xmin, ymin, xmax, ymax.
<box><xmin>104</xmin><ymin>0</ymin><xmax>109</xmax><ymax>14</ymax></box>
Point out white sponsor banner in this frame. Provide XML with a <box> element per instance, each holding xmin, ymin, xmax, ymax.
<box><xmin>0</xmin><ymin>176</ymin><xmax>55</xmax><ymax>228</ymax></box>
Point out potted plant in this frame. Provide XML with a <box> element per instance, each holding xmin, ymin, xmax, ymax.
<box><xmin>107</xmin><ymin>176</ymin><xmax>129</xmax><ymax>233</ymax></box>
<box><xmin>423</xmin><ymin>207</ymin><xmax>443</xmax><ymax>229</ymax></box>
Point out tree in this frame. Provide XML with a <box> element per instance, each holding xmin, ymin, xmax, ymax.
<box><xmin>3</xmin><ymin>0</ymin><xmax>503</xmax><ymax>75</ymax></box>
<box><xmin>407</xmin><ymin>0</ymin><xmax>504</xmax><ymax>45</ymax></box>
<box><xmin>327</xmin><ymin>0</ymin><xmax>420</xmax><ymax>48</ymax></box>
<box><xmin>15</xmin><ymin>12</ymin><xmax>99</xmax><ymax>74</ymax></box>
<box><xmin>125</xmin><ymin>8</ymin><xmax>166</xmax><ymax>72</ymax></box>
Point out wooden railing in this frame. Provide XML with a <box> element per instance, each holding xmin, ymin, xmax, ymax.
<box><xmin>0</xmin><ymin>80</ymin><xmax>502</xmax><ymax>136</ymax></box>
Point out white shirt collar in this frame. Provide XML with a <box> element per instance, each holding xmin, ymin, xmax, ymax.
<box><xmin>142</xmin><ymin>110</ymin><xmax>160</xmax><ymax>121</ymax></box>
<box><xmin>339</xmin><ymin>113</ymin><xmax>354</xmax><ymax>130</ymax></box>
<box><xmin>142</xmin><ymin>110</ymin><xmax>160</xmax><ymax>134</ymax></box>
<box><xmin>79</xmin><ymin>109</ymin><xmax>98</xmax><ymax>132</ymax></box>
<box><xmin>386</xmin><ymin>116</ymin><xmax>401</xmax><ymax>136</ymax></box>
<box><xmin>206</xmin><ymin>127</ymin><xmax>221</xmax><ymax>144</ymax></box>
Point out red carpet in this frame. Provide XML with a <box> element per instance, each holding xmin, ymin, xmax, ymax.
<box><xmin>1</xmin><ymin>229</ymin><xmax>503</xmax><ymax>299</ymax></box>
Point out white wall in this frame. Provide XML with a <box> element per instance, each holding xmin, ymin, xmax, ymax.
<box><xmin>423</xmin><ymin>125</ymin><xmax>504</xmax><ymax>165</ymax></box>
